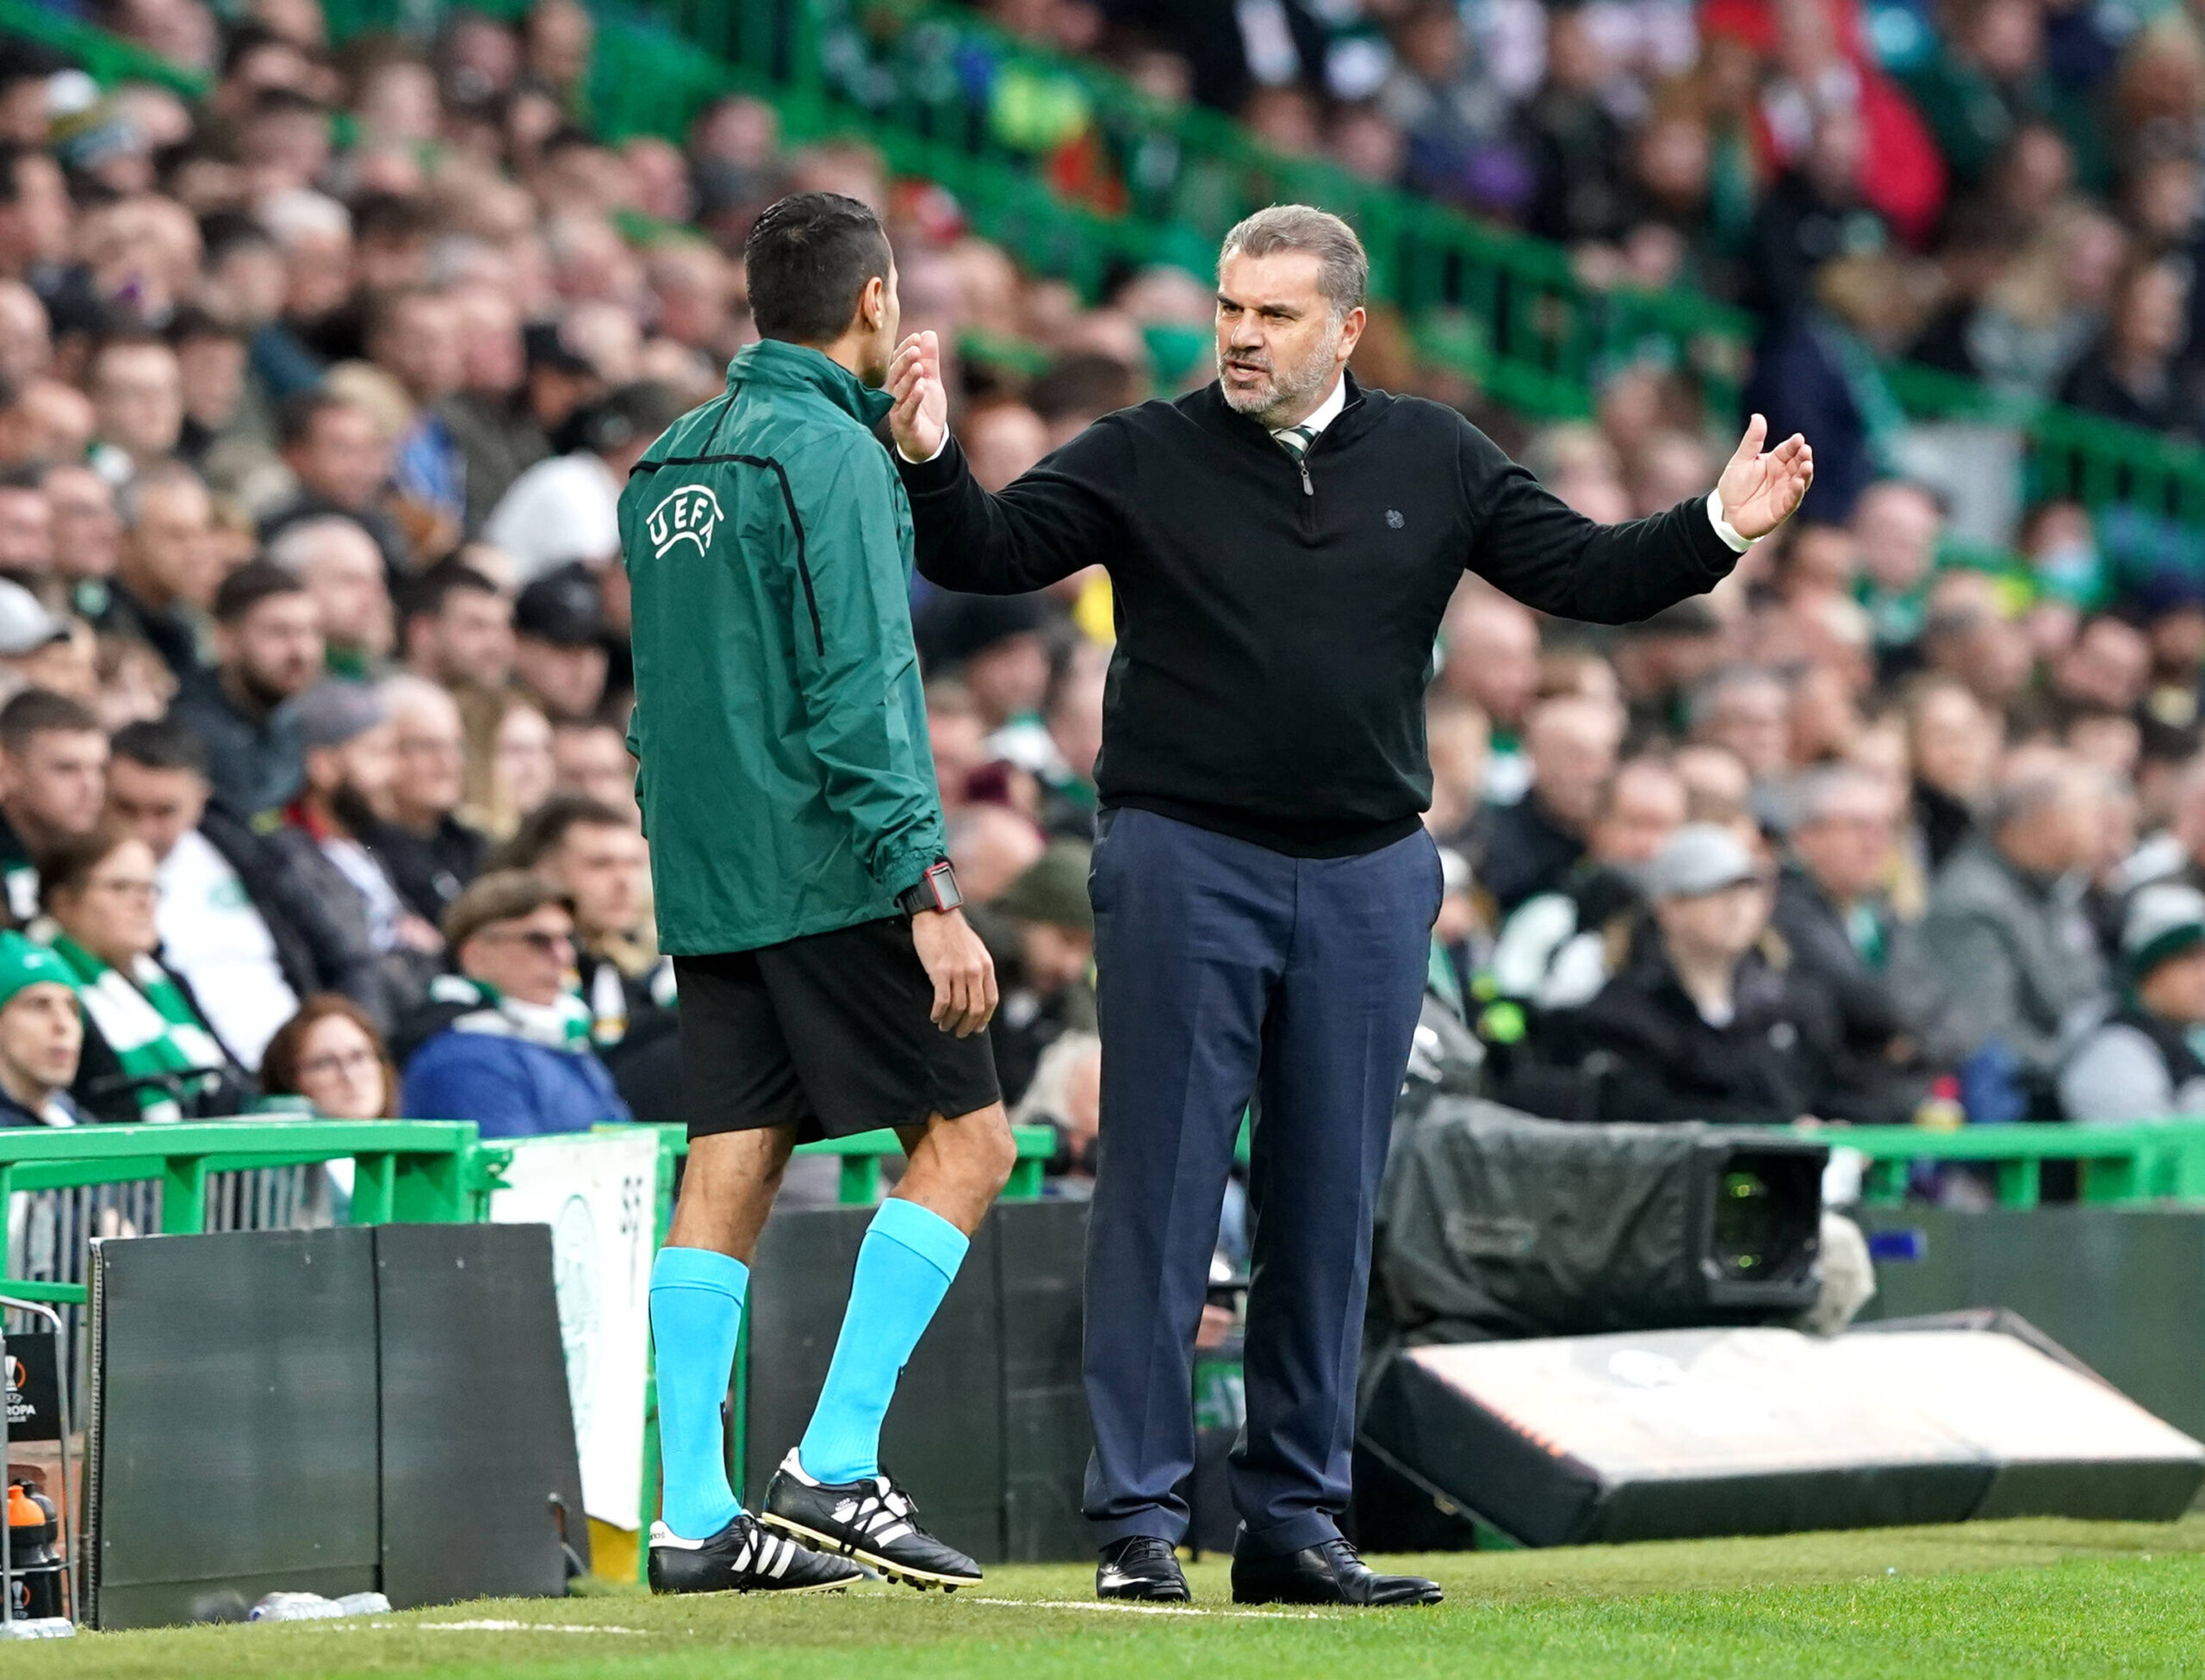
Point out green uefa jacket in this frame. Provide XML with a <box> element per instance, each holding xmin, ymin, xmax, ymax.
<box><xmin>618</xmin><ymin>339</ymin><xmax>945</xmax><ymax>956</ymax></box>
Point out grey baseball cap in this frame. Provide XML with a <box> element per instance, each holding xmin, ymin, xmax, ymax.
<box><xmin>0</xmin><ymin>580</ymin><xmax>70</xmax><ymax>658</ymax></box>
<box><xmin>290</xmin><ymin>679</ymin><xmax>386</xmax><ymax>751</ymax></box>
<box><xmin>1647</xmin><ymin>822</ymin><xmax>1764</xmax><ymax>902</ymax></box>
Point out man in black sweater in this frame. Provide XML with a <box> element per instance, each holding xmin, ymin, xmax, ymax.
<box><xmin>887</xmin><ymin>205</ymin><xmax>1812</xmax><ymax>1609</ymax></box>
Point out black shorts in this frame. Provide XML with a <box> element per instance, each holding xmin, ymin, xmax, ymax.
<box><xmin>674</xmin><ymin>917</ymin><xmax>1001</xmax><ymax>1144</ymax></box>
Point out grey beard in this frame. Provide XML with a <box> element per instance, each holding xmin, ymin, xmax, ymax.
<box><xmin>1217</xmin><ymin>331</ymin><xmax>1341</xmax><ymax>426</ymax></box>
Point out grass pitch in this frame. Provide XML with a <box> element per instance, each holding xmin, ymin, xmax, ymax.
<box><xmin>15</xmin><ymin>1517</ymin><xmax>2205</xmax><ymax>1678</ymax></box>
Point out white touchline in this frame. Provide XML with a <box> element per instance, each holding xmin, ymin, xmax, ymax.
<box><xmin>298</xmin><ymin>1620</ymin><xmax>649</xmax><ymax>1635</ymax></box>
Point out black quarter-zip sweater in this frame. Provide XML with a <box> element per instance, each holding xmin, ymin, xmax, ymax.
<box><xmin>900</xmin><ymin>372</ymin><xmax>1741</xmax><ymax>857</ymax></box>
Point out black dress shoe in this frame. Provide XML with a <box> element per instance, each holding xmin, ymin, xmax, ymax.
<box><xmin>1231</xmin><ymin>1538</ymin><xmax>1443</xmax><ymax>1607</ymax></box>
<box><xmin>1096</xmin><ymin>1535</ymin><xmax>1190</xmax><ymax>1602</ymax></box>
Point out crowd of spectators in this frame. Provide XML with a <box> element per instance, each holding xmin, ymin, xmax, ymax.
<box><xmin>969</xmin><ymin>0</ymin><xmax>2205</xmax><ymax>563</ymax></box>
<box><xmin>2</xmin><ymin>0</ymin><xmax>2205</xmax><ymax>1178</ymax></box>
<box><xmin>0</xmin><ymin>0</ymin><xmax>1177</xmax><ymax>1156</ymax></box>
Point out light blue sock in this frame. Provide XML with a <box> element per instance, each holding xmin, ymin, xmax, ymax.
<box><xmin>650</xmin><ymin>1246</ymin><xmax>748</xmax><ymax>1540</ymax></box>
<box><xmin>798</xmin><ymin>1197</ymin><xmax>969</xmax><ymax>1485</ymax></box>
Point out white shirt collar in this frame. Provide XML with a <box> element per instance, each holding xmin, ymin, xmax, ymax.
<box><xmin>1270</xmin><ymin>375</ymin><xmax>1347</xmax><ymax>442</ymax></box>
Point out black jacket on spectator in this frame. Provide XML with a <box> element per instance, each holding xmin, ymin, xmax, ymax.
<box><xmin>2059</xmin><ymin>348</ymin><xmax>2205</xmax><ymax>440</ymax></box>
<box><xmin>900</xmin><ymin>372</ymin><xmax>1738</xmax><ymax>858</ymax></box>
<box><xmin>196</xmin><ymin>803</ymin><xmax>385</xmax><ymax>1012</ymax></box>
<box><xmin>169</xmin><ymin>673</ymin><xmax>303</xmax><ymax>820</ymax></box>
<box><xmin>1744</xmin><ymin>170</ymin><xmax>1887</xmax><ymax>322</ymax></box>
<box><xmin>1738</xmin><ymin>312</ymin><xmax>1878</xmax><ymax>524</ymax></box>
<box><xmin>1575</xmin><ymin>923</ymin><xmax>1842</xmax><ymax>1125</ymax></box>
<box><xmin>370</xmin><ymin>815</ymin><xmax>489</xmax><ymax>925</ymax></box>
<box><xmin>100</xmin><ymin>578</ymin><xmax>203</xmax><ymax>683</ymax></box>
<box><xmin>438</xmin><ymin>391</ymin><xmax>550</xmax><ymax>535</ymax></box>
<box><xmin>0</xmin><ymin>807</ymin><xmax>34</xmax><ymax>924</ymax></box>
<box><xmin>0</xmin><ymin>1088</ymin><xmax>68</xmax><ymax>1126</ymax></box>
<box><xmin>575</xmin><ymin>947</ymin><xmax>681</xmax><ymax>1122</ymax></box>
<box><xmin>1769</xmin><ymin>864</ymin><xmax>1923</xmax><ymax>1124</ymax></box>
<box><xmin>1914</xmin><ymin>779</ymin><xmax>1974</xmax><ymax>873</ymax></box>
<box><xmin>259</xmin><ymin>824</ymin><xmax>438</xmax><ymax>1031</ymax></box>
<box><xmin>1479</xmin><ymin>792</ymin><xmax>1587</xmax><ymax>916</ymax></box>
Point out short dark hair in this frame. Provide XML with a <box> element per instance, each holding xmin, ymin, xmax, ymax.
<box><xmin>278</xmin><ymin>388</ymin><xmax>362</xmax><ymax>448</ymax></box>
<box><xmin>36</xmin><ymin>821</ymin><xmax>137</xmax><ymax>913</ymax></box>
<box><xmin>213</xmin><ymin>558</ymin><xmax>307</xmax><ymax>624</ymax></box>
<box><xmin>0</xmin><ymin>687</ymin><xmax>99</xmax><ymax>753</ymax></box>
<box><xmin>491</xmin><ymin>791</ymin><xmax>631</xmax><ymax>871</ymax></box>
<box><xmin>165</xmin><ymin>306</ymin><xmax>242</xmax><ymax>350</ymax></box>
<box><xmin>742</xmin><ymin>192</ymin><xmax>891</xmax><ymax>345</ymax></box>
<box><xmin>111</xmin><ymin>716</ymin><xmax>210</xmax><ymax>778</ymax></box>
<box><xmin>401</xmin><ymin>561</ymin><xmax>500</xmax><ymax>623</ymax></box>
<box><xmin>352</xmin><ymin>189</ymin><xmax>436</xmax><ymax>245</ymax></box>
<box><xmin>246</xmin><ymin>86</ymin><xmax>327</xmax><ymax>123</ymax></box>
<box><xmin>1028</xmin><ymin>353</ymin><xmax>1139</xmax><ymax>425</ymax></box>
<box><xmin>220</xmin><ymin>20</ymin><xmax>290</xmax><ymax>77</ymax></box>
<box><xmin>0</xmin><ymin>142</ymin><xmax>41</xmax><ymax>203</ymax></box>
<box><xmin>365</xmin><ymin>284</ymin><xmax>444</xmax><ymax>347</ymax></box>
<box><xmin>201</xmin><ymin>208</ymin><xmax>277</xmax><ymax>263</ymax></box>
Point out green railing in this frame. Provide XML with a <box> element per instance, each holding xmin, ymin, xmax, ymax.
<box><xmin>1795</xmin><ymin>1120</ymin><xmax>2205</xmax><ymax>1211</ymax></box>
<box><xmin>0</xmin><ymin>1119</ymin><xmax>509</xmax><ymax>1304</ymax></box>
<box><xmin>0</xmin><ymin>0</ymin><xmax>205</xmax><ymax>95</ymax></box>
<box><xmin>1887</xmin><ymin>363</ymin><xmax>2205</xmax><ymax>537</ymax></box>
<box><xmin>626</xmin><ymin>0</ymin><xmax>1748</xmax><ymax>422</ymax></box>
<box><xmin>630</xmin><ymin>0</ymin><xmax>2205</xmax><ymax>537</ymax></box>
<box><xmin>635</xmin><ymin>1120</ymin><xmax>1054</xmax><ymax>1239</ymax></box>
<box><xmin>0</xmin><ymin>1115</ymin><xmax>1058</xmax><ymax>1305</ymax></box>
<box><xmin>27</xmin><ymin>0</ymin><xmax>2205</xmax><ymax>537</ymax></box>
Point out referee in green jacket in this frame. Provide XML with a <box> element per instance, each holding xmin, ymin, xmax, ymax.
<box><xmin>622</xmin><ymin>193</ymin><xmax>1013</xmax><ymax>1597</ymax></box>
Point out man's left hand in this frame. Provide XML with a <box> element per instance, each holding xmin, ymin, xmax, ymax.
<box><xmin>1716</xmin><ymin>412</ymin><xmax>1814</xmax><ymax>539</ymax></box>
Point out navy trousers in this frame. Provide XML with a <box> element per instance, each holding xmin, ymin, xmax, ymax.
<box><xmin>1080</xmin><ymin>808</ymin><xmax>1442</xmax><ymax>1557</ymax></box>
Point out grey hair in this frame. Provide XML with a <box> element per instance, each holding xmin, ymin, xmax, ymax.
<box><xmin>1984</xmin><ymin>766</ymin><xmax>2090</xmax><ymax>833</ymax></box>
<box><xmin>1686</xmin><ymin>664</ymin><xmax>1786</xmax><ymax>735</ymax></box>
<box><xmin>1786</xmin><ymin>761</ymin><xmax>1885</xmax><ymax>829</ymax></box>
<box><xmin>1218</xmin><ymin>205</ymin><xmax>1369</xmax><ymax>322</ymax></box>
<box><xmin>266</xmin><ymin>514</ymin><xmax>379</xmax><ymax>574</ymax></box>
<box><xmin>115</xmin><ymin>460</ymin><xmax>208</xmax><ymax>528</ymax></box>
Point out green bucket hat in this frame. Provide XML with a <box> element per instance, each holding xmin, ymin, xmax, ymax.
<box><xmin>0</xmin><ymin>932</ymin><xmax>78</xmax><ymax>1011</ymax></box>
<box><xmin>993</xmin><ymin>840</ymin><xmax>1095</xmax><ymax>933</ymax></box>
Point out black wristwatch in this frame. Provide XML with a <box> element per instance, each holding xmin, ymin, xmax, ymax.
<box><xmin>897</xmin><ymin>859</ymin><xmax>964</xmax><ymax>917</ymax></box>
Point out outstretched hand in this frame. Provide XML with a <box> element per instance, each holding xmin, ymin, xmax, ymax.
<box><xmin>1716</xmin><ymin>413</ymin><xmax>1813</xmax><ymax>540</ymax></box>
<box><xmin>888</xmin><ymin>330</ymin><xmax>947</xmax><ymax>463</ymax></box>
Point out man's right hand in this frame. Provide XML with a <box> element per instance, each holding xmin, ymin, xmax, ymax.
<box><xmin>889</xmin><ymin>330</ymin><xmax>947</xmax><ymax>463</ymax></box>
<box><xmin>910</xmin><ymin>905</ymin><xmax>997</xmax><ymax>1036</ymax></box>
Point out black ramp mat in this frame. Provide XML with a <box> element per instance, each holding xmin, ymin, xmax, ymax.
<box><xmin>90</xmin><ymin>1227</ymin><xmax>381</xmax><ymax>1629</ymax></box>
<box><xmin>996</xmin><ymin>1200</ymin><xmax>1092</xmax><ymax>1562</ymax></box>
<box><xmin>375</xmin><ymin>1222</ymin><xmax>585</xmax><ymax>1607</ymax></box>
<box><xmin>1359</xmin><ymin>1324</ymin><xmax>2205</xmax><ymax>1546</ymax></box>
<box><xmin>1858</xmin><ymin>1206</ymin><xmax>2205</xmax><ymax>1443</ymax></box>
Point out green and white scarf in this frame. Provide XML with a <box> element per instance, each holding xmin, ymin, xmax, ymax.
<box><xmin>427</xmin><ymin>973</ymin><xmax>595</xmax><ymax>1051</ymax></box>
<box><xmin>48</xmin><ymin>935</ymin><xmax>227</xmax><ymax>1124</ymax></box>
